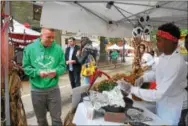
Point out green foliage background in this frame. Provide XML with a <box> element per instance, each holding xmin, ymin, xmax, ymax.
<box><xmin>107</xmin><ymin>38</ymin><xmax>122</xmax><ymax>44</ymax></box>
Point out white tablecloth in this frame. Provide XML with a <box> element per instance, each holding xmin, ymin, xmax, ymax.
<box><xmin>73</xmin><ymin>101</ymin><xmax>170</xmax><ymax>125</ymax></box>
<box><xmin>128</xmin><ymin>95</ymin><xmax>156</xmax><ymax>114</ymax></box>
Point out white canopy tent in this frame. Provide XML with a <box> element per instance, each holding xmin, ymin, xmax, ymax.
<box><xmin>121</xmin><ymin>44</ymin><xmax>134</xmax><ymax>50</ymax></box>
<box><xmin>11</xmin><ymin>20</ymin><xmax>40</xmax><ymax>36</ymax></box>
<box><xmin>91</xmin><ymin>42</ymin><xmax>99</xmax><ymax>47</ymax></box>
<box><xmin>8</xmin><ymin>20</ymin><xmax>40</xmax><ymax>46</ymax></box>
<box><xmin>40</xmin><ymin>1</ymin><xmax>187</xmax><ymax>37</ymax></box>
<box><xmin>107</xmin><ymin>44</ymin><xmax>121</xmax><ymax>50</ymax></box>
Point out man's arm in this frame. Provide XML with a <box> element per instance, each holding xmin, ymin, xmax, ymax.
<box><xmin>55</xmin><ymin>48</ymin><xmax>66</xmax><ymax>76</ymax></box>
<box><xmin>134</xmin><ymin>71</ymin><xmax>155</xmax><ymax>87</ymax></box>
<box><xmin>131</xmin><ymin>59</ymin><xmax>186</xmax><ymax>102</ymax></box>
<box><xmin>142</xmin><ymin>71</ymin><xmax>156</xmax><ymax>82</ymax></box>
<box><xmin>22</xmin><ymin>47</ymin><xmax>40</xmax><ymax>78</ymax></box>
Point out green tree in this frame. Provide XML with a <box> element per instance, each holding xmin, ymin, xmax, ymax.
<box><xmin>108</xmin><ymin>38</ymin><xmax>122</xmax><ymax>44</ymax></box>
<box><xmin>99</xmin><ymin>36</ymin><xmax>106</xmax><ymax>62</ymax></box>
<box><xmin>55</xmin><ymin>30</ymin><xmax>62</xmax><ymax>45</ymax></box>
<box><xmin>181</xmin><ymin>29</ymin><xmax>188</xmax><ymax>36</ymax></box>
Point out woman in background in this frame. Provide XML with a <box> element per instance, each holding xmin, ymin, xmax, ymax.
<box><xmin>76</xmin><ymin>37</ymin><xmax>97</xmax><ymax>85</ymax></box>
<box><xmin>139</xmin><ymin>44</ymin><xmax>155</xmax><ymax>73</ymax></box>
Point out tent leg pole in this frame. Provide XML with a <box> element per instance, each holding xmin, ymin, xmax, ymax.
<box><xmin>4</xmin><ymin>1</ymin><xmax>11</xmax><ymax>125</ymax></box>
<box><xmin>122</xmin><ymin>38</ymin><xmax>126</xmax><ymax>62</ymax></box>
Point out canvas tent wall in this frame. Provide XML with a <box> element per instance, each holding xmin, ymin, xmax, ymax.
<box><xmin>40</xmin><ymin>1</ymin><xmax>187</xmax><ymax>37</ymax></box>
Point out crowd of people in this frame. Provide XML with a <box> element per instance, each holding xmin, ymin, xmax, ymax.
<box><xmin>20</xmin><ymin>22</ymin><xmax>188</xmax><ymax>126</ymax></box>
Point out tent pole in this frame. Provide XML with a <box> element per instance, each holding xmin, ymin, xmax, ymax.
<box><xmin>118</xmin><ymin>1</ymin><xmax>171</xmax><ymax>22</ymax></box>
<box><xmin>24</xmin><ymin>29</ymin><xmax>26</xmax><ymax>44</ymax></box>
<box><xmin>4</xmin><ymin>1</ymin><xmax>11</xmax><ymax>125</ymax></box>
<box><xmin>115</xmin><ymin>1</ymin><xmax>187</xmax><ymax>12</ymax></box>
<box><xmin>114</xmin><ymin>5</ymin><xmax>135</xmax><ymax>27</ymax></box>
<box><xmin>115</xmin><ymin>1</ymin><xmax>157</xmax><ymax>8</ymax></box>
<box><xmin>115</xmin><ymin>6</ymin><xmax>133</xmax><ymax>15</ymax></box>
<box><xmin>122</xmin><ymin>38</ymin><xmax>126</xmax><ymax>62</ymax></box>
<box><xmin>74</xmin><ymin>2</ymin><xmax>108</xmax><ymax>23</ymax></box>
<box><xmin>65</xmin><ymin>1</ymin><xmax>186</xmax><ymax>12</ymax></box>
<box><xmin>64</xmin><ymin>1</ymin><xmax>107</xmax><ymax>3</ymax></box>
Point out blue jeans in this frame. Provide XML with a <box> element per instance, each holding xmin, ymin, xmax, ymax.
<box><xmin>83</xmin><ymin>76</ymin><xmax>90</xmax><ymax>85</ymax></box>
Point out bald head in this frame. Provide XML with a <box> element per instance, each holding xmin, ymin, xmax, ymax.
<box><xmin>40</xmin><ymin>27</ymin><xmax>55</xmax><ymax>47</ymax></box>
<box><xmin>41</xmin><ymin>27</ymin><xmax>55</xmax><ymax>33</ymax></box>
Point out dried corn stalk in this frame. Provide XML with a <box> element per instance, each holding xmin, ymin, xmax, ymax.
<box><xmin>8</xmin><ymin>69</ymin><xmax>27</xmax><ymax>126</ymax></box>
<box><xmin>131</xmin><ymin>37</ymin><xmax>144</xmax><ymax>83</ymax></box>
<box><xmin>131</xmin><ymin>37</ymin><xmax>144</xmax><ymax>101</ymax></box>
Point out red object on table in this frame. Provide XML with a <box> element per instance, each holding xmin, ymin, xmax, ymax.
<box><xmin>104</xmin><ymin>112</ymin><xmax>127</xmax><ymax>123</ymax></box>
<box><xmin>88</xmin><ymin>68</ymin><xmax>111</xmax><ymax>89</ymax></box>
<box><xmin>149</xmin><ymin>81</ymin><xmax>156</xmax><ymax>89</ymax></box>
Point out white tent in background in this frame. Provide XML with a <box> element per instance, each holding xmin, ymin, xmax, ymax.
<box><xmin>92</xmin><ymin>42</ymin><xmax>99</xmax><ymax>48</ymax></box>
<box><xmin>92</xmin><ymin>42</ymin><xmax>100</xmax><ymax>51</ymax></box>
<box><xmin>8</xmin><ymin>20</ymin><xmax>40</xmax><ymax>46</ymax></box>
<box><xmin>107</xmin><ymin>44</ymin><xmax>121</xmax><ymax>50</ymax></box>
<box><xmin>122</xmin><ymin>44</ymin><xmax>134</xmax><ymax>50</ymax></box>
<box><xmin>10</xmin><ymin>20</ymin><xmax>40</xmax><ymax>36</ymax></box>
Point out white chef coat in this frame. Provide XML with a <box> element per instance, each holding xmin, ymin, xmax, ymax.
<box><xmin>131</xmin><ymin>50</ymin><xmax>188</xmax><ymax>125</ymax></box>
<box><xmin>182</xmin><ymin>54</ymin><xmax>188</xmax><ymax>65</ymax></box>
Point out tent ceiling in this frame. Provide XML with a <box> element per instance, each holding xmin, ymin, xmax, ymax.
<box><xmin>40</xmin><ymin>1</ymin><xmax>187</xmax><ymax>37</ymax></box>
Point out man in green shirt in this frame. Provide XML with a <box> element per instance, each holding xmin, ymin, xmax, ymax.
<box><xmin>111</xmin><ymin>50</ymin><xmax>119</xmax><ymax>68</ymax></box>
<box><xmin>22</xmin><ymin>27</ymin><xmax>66</xmax><ymax>126</ymax></box>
